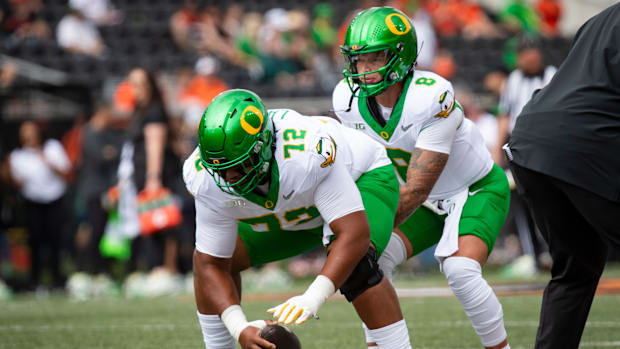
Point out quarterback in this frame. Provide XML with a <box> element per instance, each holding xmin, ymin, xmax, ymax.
<box><xmin>184</xmin><ymin>89</ymin><xmax>412</xmax><ymax>348</ymax></box>
<box><xmin>334</xmin><ymin>7</ymin><xmax>511</xmax><ymax>349</ymax></box>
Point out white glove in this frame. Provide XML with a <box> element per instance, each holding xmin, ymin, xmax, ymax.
<box><xmin>267</xmin><ymin>275</ymin><xmax>335</xmax><ymax>325</ymax></box>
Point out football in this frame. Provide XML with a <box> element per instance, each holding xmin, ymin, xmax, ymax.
<box><xmin>259</xmin><ymin>324</ymin><xmax>302</xmax><ymax>349</ymax></box>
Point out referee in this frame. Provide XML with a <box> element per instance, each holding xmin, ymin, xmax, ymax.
<box><xmin>506</xmin><ymin>4</ymin><xmax>620</xmax><ymax>349</ymax></box>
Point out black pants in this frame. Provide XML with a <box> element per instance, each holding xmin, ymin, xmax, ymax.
<box><xmin>25</xmin><ymin>197</ymin><xmax>67</xmax><ymax>288</ymax></box>
<box><xmin>510</xmin><ymin>163</ymin><xmax>620</xmax><ymax>349</ymax></box>
<box><xmin>75</xmin><ymin>195</ymin><xmax>110</xmax><ymax>274</ymax></box>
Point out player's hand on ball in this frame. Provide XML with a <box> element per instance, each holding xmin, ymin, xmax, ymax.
<box><xmin>260</xmin><ymin>324</ymin><xmax>302</xmax><ymax>349</ymax></box>
<box><xmin>238</xmin><ymin>320</ymin><xmax>277</xmax><ymax>349</ymax></box>
<box><xmin>267</xmin><ymin>294</ymin><xmax>320</xmax><ymax>325</ymax></box>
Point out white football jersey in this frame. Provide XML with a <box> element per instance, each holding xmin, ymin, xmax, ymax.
<box><xmin>333</xmin><ymin>70</ymin><xmax>493</xmax><ymax>201</ymax></box>
<box><xmin>183</xmin><ymin>109</ymin><xmax>391</xmax><ymax>258</ymax></box>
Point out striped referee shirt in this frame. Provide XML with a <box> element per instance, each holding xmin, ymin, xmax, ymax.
<box><xmin>499</xmin><ymin>66</ymin><xmax>556</xmax><ymax>133</ymax></box>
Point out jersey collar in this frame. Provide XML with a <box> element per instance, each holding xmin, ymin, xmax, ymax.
<box><xmin>357</xmin><ymin>74</ymin><xmax>414</xmax><ymax>141</ymax></box>
<box><xmin>241</xmin><ymin>160</ymin><xmax>280</xmax><ymax>210</ymax></box>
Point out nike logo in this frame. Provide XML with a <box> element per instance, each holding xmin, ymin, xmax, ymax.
<box><xmin>401</xmin><ymin>123</ymin><xmax>414</xmax><ymax>131</ymax></box>
<box><xmin>283</xmin><ymin>190</ymin><xmax>295</xmax><ymax>200</ymax></box>
<box><xmin>468</xmin><ymin>188</ymin><xmax>484</xmax><ymax>196</ymax></box>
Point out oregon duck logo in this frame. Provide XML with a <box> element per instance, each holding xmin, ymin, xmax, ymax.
<box><xmin>385</xmin><ymin>13</ymin><xmax>411</xmax><ymax>35</ymax></box>
<box><xmin>317</xmin><ymin>137</ymin><xmax>337</xmax><ymax>168</ymax></box>
<box><xmin>240</xmin><ymin>106</ymin><xmax>264</xmax><ymax>135</ymax></box>
<box><xmin>434</xmin><ymin>90</ymin><xmax>455</xmax><ymax>118</ymax></box>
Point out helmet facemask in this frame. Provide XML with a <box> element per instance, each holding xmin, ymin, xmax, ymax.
<box><xmin>197</xmin><ymin>89</ymin><xmax>274</xmax><ymax>197</ymax></box>
<box><xmin>340</xmin><ymin>7</ymin><xmax>418</xmax><ymax>98</ymax></box>
<box><xmin>202</xmin><ymin>138</ymin><xmax>270</xmax><ymax>196</ymax></box>
<box><xmin>342</xmin><ymin>46</ymin><xmax>403</xmax><ymax>97</ymax></box>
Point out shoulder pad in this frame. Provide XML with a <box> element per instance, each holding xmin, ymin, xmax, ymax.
<box><xmin>183</xmin><ymin>147</ymin><xmax>206</xmax><ymax>197</ymax></box>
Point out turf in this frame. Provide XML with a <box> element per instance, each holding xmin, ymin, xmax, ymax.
<box><xmin>2</xmin><ymin>292</ymin><xmax>620</xmax><ymax>348</ymax></box>
<box><xmin>3</xmin><ymin>264</ymin><xmax>620</xmax><ymax>348</ymax></box>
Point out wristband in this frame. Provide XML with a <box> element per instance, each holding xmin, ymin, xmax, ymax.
<box><xmin>221</xmin><ymin>305</ymin><xmax>249</xmax><ymax>341</ymax></box>
<box><xmin>304</xmin><ymin>274</ymin><xmax>336</xmax><ymax>307</ymax></box>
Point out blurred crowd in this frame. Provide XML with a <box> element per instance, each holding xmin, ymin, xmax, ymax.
<box><xmin>0</xmin><ymin>0</ymin><xmax>569</xmax><ymax>299</ymax></box>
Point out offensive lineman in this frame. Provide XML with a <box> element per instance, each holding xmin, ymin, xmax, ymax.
<box><xmin>184</xmin><ymin>89</ymin><xmax>412</xmax><ymax>348</ymax></box>
<box><xmin>333</xmin><ymin>7</ymin><xmax>511</xmax><ymax>349</ymax></box>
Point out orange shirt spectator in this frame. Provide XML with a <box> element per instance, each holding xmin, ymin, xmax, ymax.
<box><xmin>178</xmin><ymin>56</ymin><xmax>229</xmax><ymax>108</ymax></box>
<box><xmin>537</xmin><ymin>0</ymin><xmax>562</xmax><ymax>36</ymax></box>
<box><xmin>180</xmin><ymin>75</ymin><xmax>228</xmax><ymax>107</ymax></box>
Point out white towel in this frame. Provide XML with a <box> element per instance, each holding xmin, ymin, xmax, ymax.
<box><xmin>429</xmin><ymin>189</ymin><xmax>469</xmax><ymax>267</ymax></box>
<box><xmin>117</xmin><ymin>142</ymin><xmax>140</xmax><ymax>239</ymax></box>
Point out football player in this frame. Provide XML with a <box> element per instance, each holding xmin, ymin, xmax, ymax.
<box><xmin>334</xmin><ymin>7</ymin><xmax>511</xmax><ymax>349</ymax></box>
<box><xmin>185</xmin><ymin>89</ymin><xmax>412</xmax><ymax>349</ymax></box>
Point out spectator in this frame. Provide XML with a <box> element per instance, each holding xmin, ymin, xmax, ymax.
<box><xmin>56</xmin><ymin>7</ymin><xmax>105</xmax><ymax>57</ymax></box>
<box><xmin>1</xmin><ymin>0</ymin><xmax>50</xmax><ymax>50</ymax></box>
<box><xmin>309</xmin><ymin>3</ymin><xmax>341</xmax><ymax>93</ymax></box>
<box><xmin>495</xmin><ymin>35</ymin><xmax>555</xmax><ymax>165</ymax></box>
<box><xmin>221</xmin><ymin>3</ymin><xmax>243</xmax><ymax>40</ymax></box>
<box><xmin>8</xmin><ymin>121</ymin><xmax>71</xmax><ymax>290</ymax></box>
<box><xmin>181</xmin><ymin>56</ymin><xmax>229</xmax><ymax>118</ymax></box>
<box><xmin>234</xmin><ymin>11</ymin><xmax>263</xmax><ymax>67</ymax></box>
<box><xmin>169</xmin><ymin>0</ymin><xmax>203</xmax><ymax>51</ymax></box>
<box><xmin>311</xmin><ymin>2</ymin><xmax>337</xmax><ymax>53</ymax></box>
<box><xmin>426</xmin><ymin>0</ymin><xmax>500</xmax><ymax>39</ymax></box>
<box><xmin>483</xmin><ymin>69</ymin><xmax>508</xmax><ymax>102</ymax></box>
<box><xmin>125</xmin><ymin>68</ymin><xmax>183</xmax><ymax>274</ymax></box>
<box><xmin>198</xmin><ymin>4</ymin><xmax>245</xmax><ymax>67</ymax></box>
<box><xmin>0</xmin><ymin>61</ymin><xmax>18</xmax><ymax>90</ymax></box>
<box><xmin>536</xmin><ymin>0</ymin><xmax>562</xmax><ymax>37</ymax></box>
<box><xmin>175</xmin><ymin>56</ymin><xmax>229</xmax><ymax>158</ymax></box>
<box><xmin>68</xmin><ymin>0</ymin><xmax>122</xmax><ymax>26</ymax></box>
<box><xmin>457</xmin><ymin>87</ymin><xmax>499</xmax><ymax>152</ymax></box>
<box><xmin>494</xmin><ymin>35</ymin><xmax>554</xmax><ymax>277</ymax></box>
<box><xmin>74</xmin><ymin>103</ymin><xmax>122</xmax><ymax>278</ymax></box>
<box><xmin>431</xmin><ymin>49</ymin><xmax>457</xmax><ymax>79</ymax></box>
<box><xmin>255</xmin><ymin>8</ymin><xmax>315</xmax><ymax>88</ymax></box>
<box><xmin>499</xmin><ymin>0</ymin><xmax>540</xmax><ymax>35</ymax></box>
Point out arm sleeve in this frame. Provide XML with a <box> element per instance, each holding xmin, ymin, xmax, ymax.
<box><xmin>194</xmin><ymin>197</ymin><xmax>238</xmax><ymax>258</ymax></box>
<box><xmin>313</xmin><ymin>158</ymin><xmax>364</xmax><ymax>225</ymax></box>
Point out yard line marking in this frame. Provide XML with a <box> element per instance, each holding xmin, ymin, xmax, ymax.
<box><xmin>2</xmin><ymin>320</ymin><xmax>619</xmax><ymax>332</ymax></box>
<box><xmin>580</xmin><ymin>341</ymin><xmax>620</xmax><ymax>347</ymax></box>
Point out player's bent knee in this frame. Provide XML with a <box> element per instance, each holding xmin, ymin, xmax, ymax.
<box><xmin>378</xmin><ymin>232</ymin><xmax>408</xmax><ymax>283</ymax></box>
<box><xmin>442</xmin><ymin>257</ymin><xmax>507</xmax><ymax>347</ymax></box>
<box><xmin>339</xmin><ymin>247</ymin><xmax>384</xmax><ymax>302</ymax></box>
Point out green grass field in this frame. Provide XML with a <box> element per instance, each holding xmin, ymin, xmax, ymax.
<box><xmin>2</xmin><ymin>266</ymin><xmax>620</xmax><ymax>348</ymax></box>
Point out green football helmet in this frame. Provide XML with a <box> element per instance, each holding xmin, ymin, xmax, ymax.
<box><xmin>198</xmin><ymin>89</ymin><xmax>274</xmax><ymax>196</ymax></box>
<box><xmin>341</xmin><ymin>7</ymin><xmax>418</xmax><ymax>97</ymax></box>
